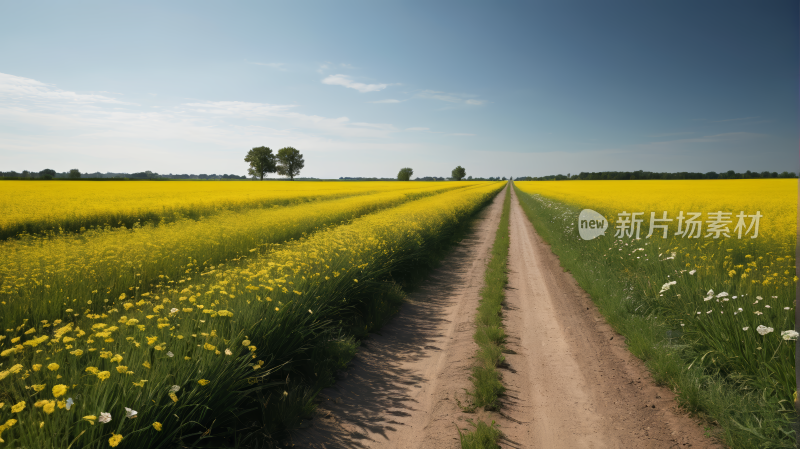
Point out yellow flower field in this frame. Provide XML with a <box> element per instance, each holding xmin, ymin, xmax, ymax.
<box><xmin>515</xmin><ymin>179</ymin><xmax>796</xmax><ymax>243</ymax></box>
<box><xmin>0</xmin><ymin>180</ymin><xmax>456</xmax><ymax>240</ymax></box>
<box><xmin>0</xmin><ymin>183</ymin><xmax>469</xmax><ymax>330</ymax></box>
<box><xmin>0</xmin><ymin>181</ymin><xmax>504</xmax><ymax>448</ymax></box>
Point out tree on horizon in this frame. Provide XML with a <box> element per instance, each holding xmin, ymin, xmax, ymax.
<box><xmin>244</xmin><ymin>146</ymin><xmax>277</xmax><ymax>180</ymax></box>
<box><xmin>276</xmin><ymin>147</ymin><xmax>305</xmax><ymax>180</ymax></box>
<box><xmin>397</xmin><ymin>167</ymin><xmax>413</xmax><ymax>181</ymax></box>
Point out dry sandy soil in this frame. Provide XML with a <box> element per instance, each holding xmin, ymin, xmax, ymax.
<box><xmin>292</xmin><ymin>185</ymin><xmax>722</xmax><ymax>449</ymax></box>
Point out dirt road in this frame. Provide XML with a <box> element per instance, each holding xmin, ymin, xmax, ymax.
<box><xmin>293</xmin><ymin>186</ymin><xmax>507</xmax><ymax>448</ymax></box>
<box><xmin>493</xmin><ymin>187</ymin><xmax>720</xmax><ymax>449</ymax></box>
<box><xmin>294</xmin><ymin>186</ymin><xmax>720</xmax><ymax>448</ymax></box>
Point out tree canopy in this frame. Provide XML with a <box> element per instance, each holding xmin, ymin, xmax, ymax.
<box><xmin>451</xmin><ymin>166</ymin><xmax>466</xmax><ymax>181</ymax></box>
<box><xmin>276</xmin><ymin>147</ymin><xmax>305</xmax><ymax>180</ymax></box>
<box><xmin>68</xmin><ymin>169</ymin><xmax>81</xmax><ymax>179</ymax></box>
<box><xmin>397</xmin><ymin>167</ymin><xmax>413</xmax><ymax>181</ymax></box>
<box><xmin>244</xmin><ymin>147</ymin><xmax>277</xmax><ymax>180</ymax></box>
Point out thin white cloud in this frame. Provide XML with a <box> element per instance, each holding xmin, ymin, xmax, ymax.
<box><xmin>250</xmin><ymin>62</ymin><xmax>287</xmax><ymax>71</ymax></box>
<box><xmin>416</xmin><ymin>89</ymin><xmax>484</xmax><ymax>106</ymax></box>
<box><xmin>0</xmin><ymin>72</ymin><xmax>405</xmax><ymax>149</ymax></box>
<box><xmin>0</xmin><ymin>72</ymin><xmax>134</xmax><ymax>106</ymax></box>
<box><xmin>370</xmin><ymin>99</ymin><xmax>404</xmax><ymax>104</ymax></box>
<box><xmin>322</xmin><ymin>74</ymin><xmax>387</xmax><ymax>93</ymax></box>
<box><xmin>648</xmin><ymin>131</ymin><xmax>695</xmax><ymax>138</ymax></box>
<box><xmin>714</xmin><ymin>116</ymin><xmax>758</xmax><ymax>123</ymax></box>
<box><xmin>406</xmin><ymin>127</ymin><xmax>430</xmax><ymax>132</ymax></box>
<box><xmin>644</xmin><ymin>132</ymin><xmax>762</xmax><ymax>146</ymax></box>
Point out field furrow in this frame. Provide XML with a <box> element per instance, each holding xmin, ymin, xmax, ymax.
<box><xmin>0</xmin><ymin>183</ymin><xmax>471</xmax><ymax>329</ymax></box>
<box><xmin>0</xmin><ymin>181</ymin><xmax>462</xmax><ymax>240</ymax></box>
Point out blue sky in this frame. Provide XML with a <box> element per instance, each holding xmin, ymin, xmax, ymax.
<box><xmin>0</xmin><ymin>1</ymin><xmax>797</xmax><ymax>179</ymax></box>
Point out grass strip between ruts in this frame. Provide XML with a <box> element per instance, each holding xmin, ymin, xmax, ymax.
<box><xmin>458</xmin><ymin>183</ymin><xmax>511</xmax><ymax>448</ymax></box>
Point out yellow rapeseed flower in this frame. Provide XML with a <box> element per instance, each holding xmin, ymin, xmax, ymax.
<box><xmin>11</xmin><ymin>402</ymin><xmax>25</xmax><ymax>413</ymax></box>
<box><xmin>47</xmin><ymin>363</ymin><xmax>59</xmax><ymax>371</ymax></box>
<box><xmin>97</xmin><ymin>371</ymin><xmax>111</xmax><ymax>381</ymax></box>
<box><xmin>152</xmin><ymin>422</ymin><xmax>162</xmax><ymax>431</ymax></box>
<box><xmin>52</xmin><ymin>384</ymin><xmax>67</xmax><ymax>397</ymax></box>
<box><xmin>109</xmin><ymin>433</ymin><xmax>123</xmax><ymax>447</ymax></box>
<box><xmin>198</xmin><ymin>379</ymin><xmax>210</xmax><ymax>386</ymax></box>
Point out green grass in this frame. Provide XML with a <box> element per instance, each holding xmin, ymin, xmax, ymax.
<box><xmin>458</xmin><ymin>184</ymin><xmax>510</xmax><ymax>447</ymax></box>
<box><xmin>513</xmin><ymin>183</ymin><xmax>796</xmax><ymax>449</ymax></box>
<box><xmin>458</xmin><ymin>419</ymin><xmax>502</xmax><ymax>449</ymax></box>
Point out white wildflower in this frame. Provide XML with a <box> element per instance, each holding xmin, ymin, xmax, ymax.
<box><xmin>125</xmin><ymin>407</ymin><xmax>138</xmax><ymax>419</ymax></box>
<box><xmin>169</xmin><ymin>385</ymin><xmax>180</xmax><ymax>393</ymax></box>
<box><xmin>689</xmin><ymin>270</ymin><xmax>696</xmax><ymax>275</ymax></box>
<box><xmin>166</xmin><ymin>351</ymin><xmax>174</xmax><ymax>357</ymax></box>
<box><xmin>99</xmin><ymin>412</ymin><xmax>112</xmax><ymax>423</ymax></box>
<box><xmin>781</xmin><ymin>330</ymin><xmax>799</xmax><ymax>341</ymax></box>
<box><xmin>170</xmin><ymin>308</ymin><xmax>179</xmax><ymax>314</ymax></box>
<box><xmin>743</xmin><ymin>327</ymin><xmax>749</xmax><ymax>331</ymax></box>
<box><xmin>65</xmin><ymin>398</ymin><xmax>73</xmax><ymax>410</ymax></box>
<box><xmin>716</xmin><ymin>292</ymin><xmax>729</xmax><ymax>298</ymax></box>
<box><xmin>756</xmin><ymin>325</ymin><xmax>774</xmax><ymax>336</ymax></box>
<box><xmin>225</xmin><ymin>348</ymin><xmax>232</xmax><ymax>356</ymax></box>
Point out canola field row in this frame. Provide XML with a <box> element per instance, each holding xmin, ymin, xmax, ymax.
<box><xmin>0</xmin><ymin>181</ymin><xmax>454</xmax><ymax>240</ymax></box>
<box><xmin>515</xmin><ymin>180</ymin><xmax>796</xmax><ymax>434</ymax></box>
<box><xmin>0</xmin><ymin>181</ymin><xmax>505</xmax><ymax>448</ymax></box>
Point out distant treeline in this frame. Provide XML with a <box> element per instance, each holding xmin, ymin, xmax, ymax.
<box><xmin>0</xmin><ymin>169</ymin><xmax>249</xmax><ymax>180</ymax></box>
<box><xmin>516</xmin><ymin>170</ymin><xmax>799</xmax><ymax>181</ymax></box>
